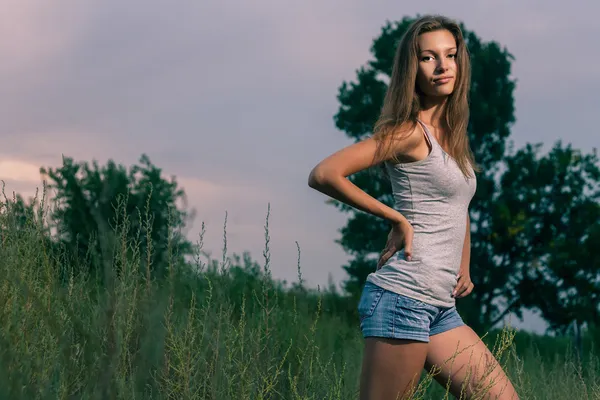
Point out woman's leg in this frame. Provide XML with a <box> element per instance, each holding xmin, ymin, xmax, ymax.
<box><xmin>359</xmin><ymin>337</ymin><xmax>428</xmax><ymax>400</ymax></box>
<box><xmin>425</xmin><ymin>325</ymin><xmax>519</xmax><ymax>399</ymax></box>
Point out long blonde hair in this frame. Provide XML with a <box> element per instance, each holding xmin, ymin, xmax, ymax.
<box><xmin>372</xmin><ymin>15</ymin><xmax>479</xmax><ymax>178</ymax></box>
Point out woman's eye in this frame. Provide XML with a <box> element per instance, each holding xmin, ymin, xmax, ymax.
<box><xmin>421</xmin><ymin>56</ymin><xmax>434</xmax><ymax>61</ymax></box>
<box><xmin>448</xmin><ymin>54</ymin><xmax>457</xmax><ymax>58</ymax></box>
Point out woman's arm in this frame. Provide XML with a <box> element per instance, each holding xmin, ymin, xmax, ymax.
<box><xmin>308</xmin><ymin>138</ymin><xmax>404</xmax><ymax>225</ymax></box>
<box><xmin>453</xmin><ymin>213</ymin><xmax>474</xmax><ymax>298</ymax></box>
<box><xmin>307</xmin><ymin>126</ymin><xmax>420</xmax><ymax>225</ymax></box>
<box><xmin>460</xmin><ymin>214</ymin><xmax>471</xmax><ymax>272</ymax></box>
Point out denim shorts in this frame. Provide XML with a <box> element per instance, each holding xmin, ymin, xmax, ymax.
<box><xmin>358</xmin><ymin>281</ymin><xmax>464</xmax><ymax>342</ymax></box>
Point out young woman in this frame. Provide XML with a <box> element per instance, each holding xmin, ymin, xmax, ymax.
<box><xmin>308</xmin><ymin>15</ymin><xmax>519</xmax><ymax>400</ymax></box>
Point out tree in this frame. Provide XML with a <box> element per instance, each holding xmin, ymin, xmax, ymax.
<box><xmin>330</xmin><ymin>14</ymin><xmax>600</xmax><ymax>332</ymax></box>
<box><xmin>494</xmin><ymin>143</ymin><xmax>600</xmax><ymax>333</ymax></box>
<box><xmin>331</xmin><ymin>15</ymin><xmax>600</xmax><ymax>335</ymax></box>
<box><xmin>332</xmin><ymin>16</ymin><xmax>517</xmax><ymax>332</ymax></box>
<box><xmin>40</xmin><ymin>154</ymin><xmax>194</xmax><ymax>282</ymax></box>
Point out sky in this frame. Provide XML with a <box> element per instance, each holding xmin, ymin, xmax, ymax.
<box><xmin>1</xmin><ymin>0</ymin><xmax>598</xmax><ymax>334</ymax></box>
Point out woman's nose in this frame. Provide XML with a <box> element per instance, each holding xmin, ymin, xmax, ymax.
<box><xmin>437</xmin><ymin>59</ymin><xmax>449</xmax><ymax>72</ymax></box>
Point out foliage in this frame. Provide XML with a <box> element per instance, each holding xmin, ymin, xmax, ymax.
<box><xmin>332</xmin><ymin>16</ymin><xmax>515</xmax><ymax>331</ymax></box>
<box><xmin>331</xmin><ymin>15</ymin><xmax>600</xmax><ymax>334</ymax></box>
<box><xmin>494</xmin><ymin>143</ymin><xmax>600</xmax><ymax>332</ymax></box>
<box><xmin>39</xmin><ymin>154</ymin><xmax>194</xmax><ymax>283</ymax></box>
<box><xmin>0</xmin><ymin>194</ymin><xmax>598</xmax><ymax>398</ymax></box>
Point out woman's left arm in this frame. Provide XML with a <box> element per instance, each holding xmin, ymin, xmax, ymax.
<box><xmin>453</xmin><ymin>213</ymin><xmax>474</xmax><ymax>298</ymax></box>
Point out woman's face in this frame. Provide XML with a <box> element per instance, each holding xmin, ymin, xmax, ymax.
<box><xmin>416</xmin><ymin>29</ymin><xmax>458</xmax><ymax>98</ymax></box>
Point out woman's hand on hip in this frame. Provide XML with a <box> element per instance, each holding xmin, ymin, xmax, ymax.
<box><xmin>376</xmin><ymin>219</ymin><xmax>414</xmax><ymax>270</ymax></box>
<box><xmin>452</xmin><ymin>271</ymin><xmax>474</xmax><ymax>298</ymax></box>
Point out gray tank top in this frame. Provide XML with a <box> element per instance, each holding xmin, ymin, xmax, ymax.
<box><xmin>366</xmin><ymin>119</ymin><xmax>477</xmax><ymax>308</ymax></box>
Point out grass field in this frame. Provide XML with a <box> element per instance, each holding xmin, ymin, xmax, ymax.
<box><xmin>0</xmin><ymin>196</ymin><xmax>598</xmax><ymax>399</ymax></box>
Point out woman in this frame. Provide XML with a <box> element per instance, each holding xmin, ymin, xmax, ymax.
<box><xmin>308</xmin><ymin>15</ymin><xmax>519</xmax><ymax>399</ymax></box>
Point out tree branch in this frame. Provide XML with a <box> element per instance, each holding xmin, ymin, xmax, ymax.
<box><xmin>490</xmin><ymin>297</ymin><xmax>521</xmax><ymax>328</ymax></box>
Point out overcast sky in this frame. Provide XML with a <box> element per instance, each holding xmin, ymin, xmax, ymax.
<box><xmin>1</xmin><ymin>1</ymin><xmax>598</xmax><ymax>334</ymax></box>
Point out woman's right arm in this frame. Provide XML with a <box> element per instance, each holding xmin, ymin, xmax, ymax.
<box><xmin>307</xmin><ymin>125</ymin><xmax>420</xmax><ymax>227</ymax></box>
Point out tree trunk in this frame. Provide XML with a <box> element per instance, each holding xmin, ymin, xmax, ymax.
<box><xmin>573</xmin><ymin>320</ymin><xmax>583</xmax><ymax>362</ymax></box>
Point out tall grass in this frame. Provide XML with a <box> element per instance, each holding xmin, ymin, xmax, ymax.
<box><xmin>0</xmin><ymin>187</ymin><xmax>598</xmax><ymax>399</ymax></box>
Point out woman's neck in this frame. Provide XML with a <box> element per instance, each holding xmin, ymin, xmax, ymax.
<box><xmin>418</xmin><ymin>97</ymin><xmax>447</xmax><ymax>129</ymax></box>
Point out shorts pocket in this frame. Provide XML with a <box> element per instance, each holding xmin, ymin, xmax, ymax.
<box><xmin>393</xmin><ymin>295</ymin><xmax>430</xmax><ymax>331</ymax></box>
<box><xmin>357</xmin><ymin>282</ymin><xmax>384</xmax><ymax>322</ymax></box>
<box><xmin>397</xmin><ymin>293</ymin><xmax>428</xmax><ymax>308</ymax></box>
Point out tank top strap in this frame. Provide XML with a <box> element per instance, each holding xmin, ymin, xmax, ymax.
<box><xmin>416</xmin><ymin>119</ymin><xmax>439</xmax><ymax>153</ymax></box>
<box><xmin>416</xmin><ymin>119</ymin><xmax>457</xmax><ymax>164</ymax></box>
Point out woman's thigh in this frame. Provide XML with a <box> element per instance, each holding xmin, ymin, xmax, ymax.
<box><xmin>357</xmin><ymin>282</ymin><xmax>436</xmax><ymax>398</ymax></box>
<box><xmin>360</xmin><ymin>337</ymin><xmax>428</xmax><ymax>400</ymax></box>
<box><xmin>425</xmin><ymin>325</ymin><xmax>519</xmax><ymax>399</ymax></box>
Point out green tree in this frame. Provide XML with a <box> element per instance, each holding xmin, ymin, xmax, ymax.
<box><xmin>332</xmin><ymin>16</ymin><xmax>517</xmax><ymax>332</ymax></box>
<box><xmin>332</xmin><ymin>15</ymin><xmax>600</xmax><ymax>334</ymax></box>
<box><xmin>40</xmin><ymin>154</ymin><xmax>194</xmax><ymax>282</ymax></box>
<box><xmin>494</xmin><ymin>143</ymin><xmax>600</xmax><ymax>334</ymax></box>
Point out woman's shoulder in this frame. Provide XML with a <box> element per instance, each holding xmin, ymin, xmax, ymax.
<box><xmin>374</xmin><ymin>119</ymin><xmax>427</xmax><ymax>161</ymax></box>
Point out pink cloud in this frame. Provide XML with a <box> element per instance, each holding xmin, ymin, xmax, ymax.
<box><xmin>0</xmin><ymin>159</ymin><xmax>42</xmax><ymax>183</ymax></box>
